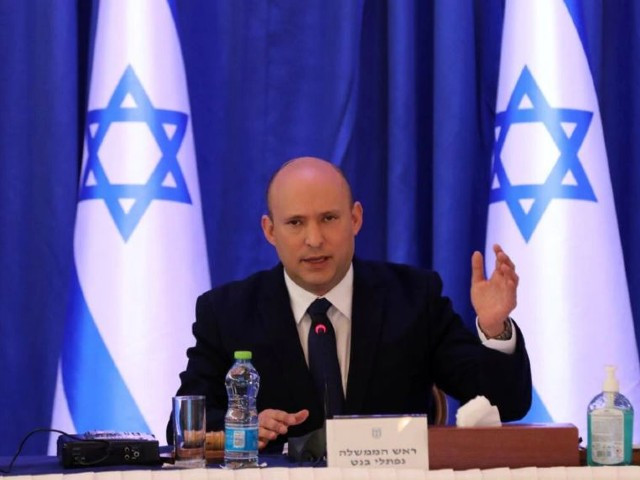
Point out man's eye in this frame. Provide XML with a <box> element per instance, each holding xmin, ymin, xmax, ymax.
<box><xmin>324</xmin><ymin>215</ymin><xmax>338</xmax><ymax>222</ymax></box>
<box><xmin>287</xmin><ymin>219</ymin><xmax>302</xmax><ymax>226</ymax></box>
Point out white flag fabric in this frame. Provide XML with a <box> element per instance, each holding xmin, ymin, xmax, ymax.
<box><xmin>50</xmin><ymin>0</ymin><xmax>210</xmax><ymax>448</ymax></box>
<box><xmin>486</xmin><ymin>0</ymin><xmax>640</xmax><ymax>439</ymax></box>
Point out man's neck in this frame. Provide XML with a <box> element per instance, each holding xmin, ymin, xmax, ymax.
<box><xmin>283</xmin><ymin>265</ymin><xmax>354</xmax><ymax>322</ymax></box>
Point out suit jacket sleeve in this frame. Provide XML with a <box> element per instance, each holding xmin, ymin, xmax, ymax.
<box><xmin>350</xmin><ymin>260</ymin><xmax>531</xmax><ymax>423</ymax></box>
<box><xmin>166</xmin><ymin>291</ymin><xmax>233</xmax><ymax>442</ymax></box>
<box><xmin>166</xmin><ymin>266</ymin><xmax>319</xmax><ymax>444</ymax></box>
<box><xmin>423</xmin><ymin>269</ymin><xmax>532</xmax><ymax>421</ymax></box>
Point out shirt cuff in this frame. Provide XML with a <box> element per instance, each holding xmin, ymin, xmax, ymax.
<box><xmin>476</xmin><ymin>317</ymin><xmax>517</xmax><ymax>354</ymax></box>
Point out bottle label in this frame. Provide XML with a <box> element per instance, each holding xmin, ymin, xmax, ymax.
<box><xmin>224</xmin><ymin>425</ymin><xmax>258</xmax><ymax>452</ymax></box>
<box><xmin>590</xmin><ymin>408</ymin><xmax>624</xmax><ymax>465</ymax></box>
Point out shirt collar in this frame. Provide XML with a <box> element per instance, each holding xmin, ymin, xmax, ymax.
<box><xmin>284</xmin><ymin>264</ymin><xmax>354</xmax><ymax>324</ymax></box>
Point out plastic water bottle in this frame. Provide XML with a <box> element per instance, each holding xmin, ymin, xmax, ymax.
<box><xmin>587</xmin><ymin>365</ymin><xmax>634</xmax><ymax>466</ymax></box>
<box><xmin>224</xmin><ymin>350</ymin><xmax>260</xmax><ymax>468</ymax></box>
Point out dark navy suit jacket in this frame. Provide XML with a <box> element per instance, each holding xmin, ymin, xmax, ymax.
<box><xmin>169</xmin><ymin>259</ymin><xmax>531</xmax><ymax>443</ymax></box>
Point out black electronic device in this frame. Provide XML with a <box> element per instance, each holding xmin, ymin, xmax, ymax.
<box><xmin>56</xmin><ymin>431</ymin><xmax>161</xmax><ymax>468</ymax></box>
<box><xmin>288</xmin><ymin>425</ymin><xmax>327</xmax><ymax>462</ymax></box>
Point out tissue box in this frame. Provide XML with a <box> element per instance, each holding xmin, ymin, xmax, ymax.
<box><xmin>428</xmin><ymin>423</ymin><xmax>580</xmax><ymax>470</ymax></box>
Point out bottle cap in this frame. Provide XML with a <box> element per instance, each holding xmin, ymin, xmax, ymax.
<box><xmin>234</xmin><ymin>351</ymin><xmax>252</xmax><ymax>360</ymax></box>
<box><xmin>603</xmin><ymin>365</ymin><xmax>619</xmax><ymax>392</ymax></box>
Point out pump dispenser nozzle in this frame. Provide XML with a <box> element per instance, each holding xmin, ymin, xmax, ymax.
<box><xmin>603</xmin><ymin>365</ymin><xmax>619</xmax><ymax>393</ymax></box>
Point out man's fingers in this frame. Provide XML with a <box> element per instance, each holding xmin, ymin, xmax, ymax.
<box><xmin>497</xmin><ymin>254</ymin><xmax>518</xmax><ymax>288</ymax></box>
<box><xmin>497</xmin><ymin>253</ymin><xmax>515</xmax><ymax>271</ymax></box>
<box><xmin>264</xmin><ymin>408</ymin><xmax>309</xmax><ymax>428</ymax></box>
<box><xmin>471</xmin><ymin>251</ymin><xmax>485</xmax><ymax>284</ymax></box>
<box><xmin>259</xmin><ymin>425</ymin><xmax>278</xmax><ymax>441</ymax></box>
<box><xmin>259</xmin><ymin>411</ymin><xmax>289</xmax><ymax>434</ymax></box>
<box><xmin>494</xmin><ymin>244</ymin><xmax>516</xmax><ymax>270</ymax></box>
<box><xmin>291</xmin><ymin>409</ymin><xmax>310</xmax><ymax>425</ymax></box>
<box><xmin>258</xmin><ymin>426</ymin><xmax>277</xmax><ymax>451</ymax></box>
<box><xmin>256</xmin><ymin>408</ymin><xmax>311</xmax><ymax>451</ymax></box>
<box><xmin>500</xmin><ymin>263</ymin><xmax>519</xmax><ymax>285</ymax></box>
<box><xmin>257</xmin><ymin>408</ymin><xmax>310</xmax><ymax>450</ymax></box>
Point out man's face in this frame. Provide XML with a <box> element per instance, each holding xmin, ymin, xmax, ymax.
<box><xmin>261</xmin><ymin>159</ymin><xmax>363</xmax><ymax>296</ymax></box>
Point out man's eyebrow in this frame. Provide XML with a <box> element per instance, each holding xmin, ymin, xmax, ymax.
<box><xmin>280</xmin><ymin>210</ymin><xmax>341</xmax><ymax>222</ymax></box>
<box><xmin>282</xmin><ymin>214</ymin><xmax>305</xmax><ymax>221</ymax></box>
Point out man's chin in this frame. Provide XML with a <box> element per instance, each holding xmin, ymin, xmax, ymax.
<box><xmin>298</xmin><ymin>274</ymin><xmax>336</xmax><ymax>296</ymax></box>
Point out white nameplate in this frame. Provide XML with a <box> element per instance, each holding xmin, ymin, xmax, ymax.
<box><xmin>326</xmin><ymin>415</ymin><xmax>428</xmax><ymax>469</ymax></box>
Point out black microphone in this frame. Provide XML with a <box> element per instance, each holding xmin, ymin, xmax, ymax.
<box><xmin>315</xmin><ymin>319</ymin><xmax>334</xmax><ymax>420</ymax></box>
<box><xmin>288</xmin><ymin>323</ymin><xmax>331</xmax><ymax>463</ymax></box>
<box><xmin>323</xmin><ymin>377</ymin><xmax>330</xmax><ymax>419</ymax></box>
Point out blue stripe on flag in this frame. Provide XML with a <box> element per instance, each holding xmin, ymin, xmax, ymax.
<box><xmin>167</xmin><ymin>0</ymin><xmax>178</xmax><ymax>27</ymax></box>
<box><xmin>62</xmin><ymin>267</ymin><xmax>149</xmax><ymax>433</ymax></box>
<box><xmin>563</xmin><ymin>0</ymin><xmax>590</xmax><ymax>63</ymax></box>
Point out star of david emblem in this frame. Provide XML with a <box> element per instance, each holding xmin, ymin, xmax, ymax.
<box><xmin>490</xmin><ymin>66</ymin><xmax>597</xmax><ymax>242</ymax></box>
<box><xmin>79</xmin><ymin>65</ymin><xmax>192</xmax><ymax>241</ymax></box>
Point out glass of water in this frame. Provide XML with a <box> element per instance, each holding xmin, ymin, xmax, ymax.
<box><xmin>172</xmin><ymin>395</ymin><xmax>206</xmax><ymax>468</ymax></box>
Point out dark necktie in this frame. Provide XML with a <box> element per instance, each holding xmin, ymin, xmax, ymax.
<box><xmin>307</xmin><ymin>298</ymin><xmax>345</xmax><ymax>418</ymax></box>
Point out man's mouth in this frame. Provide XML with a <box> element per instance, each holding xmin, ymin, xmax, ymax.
<box><xmin>302</xmin><ymin>256</ymin><xmax>330</xmax><ymax>265</ymax></box>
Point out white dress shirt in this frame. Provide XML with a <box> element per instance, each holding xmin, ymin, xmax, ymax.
<box><xmin>285</xmin><ymin>265</ymin><xmax>353</xmax><ymax>394</ymax></box>
<box><xmin>283</xmin><ymin>263</ymin><xmax>517</xmax><ymax>395</ymax></box>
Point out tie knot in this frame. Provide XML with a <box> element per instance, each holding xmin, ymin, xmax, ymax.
<box><xmin>308</xmin><ymin>297</ymin><xmax>332</xmax><ymax>316</ymax></box>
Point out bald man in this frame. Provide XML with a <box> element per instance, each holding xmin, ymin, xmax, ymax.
<box><xmin>170</xmin><ymin>157</ymin><xmax>531</xmax><ymax>452</ymax></box>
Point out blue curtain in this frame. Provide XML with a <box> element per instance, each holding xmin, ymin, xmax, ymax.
<box><xmin>1</xmin><ymin>0</ymin><xmax>639</xmax><ymax>455</ymax></box>
<box><xmin>0</xmin><ymin>1</ymin><xmax>89</xmax><ymax>455</ymax></box>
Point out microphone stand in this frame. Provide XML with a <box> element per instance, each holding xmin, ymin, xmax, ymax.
<box><xmin>288</xmin><ymin>380</ymin><xmax>330</xmax><ymax>462</ymax></box>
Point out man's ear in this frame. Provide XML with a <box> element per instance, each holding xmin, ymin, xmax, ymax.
<box><xmin>351</xmin><ymin>201</ymin><xmax>363</xmax><ymax>236</ymax></box>
<box><xmin>261</xmin><ymin>214</ymin><xmax>276</xmax><ymax>246</ymax></box>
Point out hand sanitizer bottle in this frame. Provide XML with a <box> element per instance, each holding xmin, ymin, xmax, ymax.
<box><xmin>587</xmin><ymin>365</ymin><xmax>633</xmax><ymax>465</ymax></box>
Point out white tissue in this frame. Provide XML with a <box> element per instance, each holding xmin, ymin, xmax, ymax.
<box><xmin>456</xmin><ymin>395</ymin><xmax>502</xmax><ymax>427</ymax></box>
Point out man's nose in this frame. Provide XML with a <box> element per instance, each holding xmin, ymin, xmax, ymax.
<box><xmin>304</xmin><ymin>222</ymin><xmax>324</xmax><ymax>248</ymax></box>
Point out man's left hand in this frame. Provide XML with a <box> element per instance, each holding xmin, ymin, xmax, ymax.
<box><xmin>470</xmin><ymin>244</ymin><xmax>518</xmax><ymax>337</ymax></box>
<box><xmin>257</xmin><ymin>408</ymin><xmax>309</xmax><ymax>450</ymax></box>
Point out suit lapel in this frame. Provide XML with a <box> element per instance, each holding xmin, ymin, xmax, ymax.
<box><xmin>258</xmin><ymin>265</ymin><xmax>317</xmax><ymax>404</ymax></box>
<box><xmin>346</xmin><ymin>260</ymin><xmax>386</xmax><ymax>413</ymax></box>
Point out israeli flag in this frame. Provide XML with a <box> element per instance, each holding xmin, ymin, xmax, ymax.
<box><xmin>486</xmin><ymin>0</ymin><xmax>640</xmax><ymax>439</ymax></box>
<box><xmin>50</xmin><ymin>0</ymin><xmax>210</xmax><ymax>447</ymax></box>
